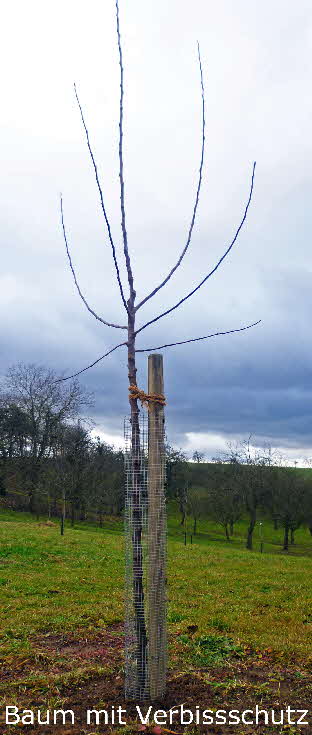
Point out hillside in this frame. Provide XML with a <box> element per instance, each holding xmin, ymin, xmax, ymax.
<box><xmin>0</xmin><ymin>509</ymin><xmax>311</xmax><ymax>733</ymax></box>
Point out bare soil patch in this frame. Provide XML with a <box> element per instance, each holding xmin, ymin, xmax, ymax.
<box><xmin>1</xmin><ymin>625</ymin><xmax>311</xmax><ymax>734</ymax></box>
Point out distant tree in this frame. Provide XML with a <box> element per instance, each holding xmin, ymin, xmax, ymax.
<box><xmin>192</xmin><ymin>450</ymin><xmax>205</xmax><ymax>463</ymax></box>
<box><xmin>0</xmin><ymin>401</ymin><xmax>30</xmax><ymax>493</ymax></box>
<box><xmin>89</xmin><ymin>437</ymin><xmax>123</xmax><ymax>521</ymax></box>
<box><xmin>36</xmin><ymin>428</ymin><xmax>124</xmax><ymax>532</ymax></box>
<box><xmin>38</xmin><ymin>457</ymin><xmax>59</xmax><ymax>521</ymax></box>
<box><xmin>303</xmin><ymin>459</ymin><xmax>312</xmax><ymax>537</ymax></box>
<box><xmin>0</xmin><ymin>402</ymin><xmax>30</xmax><ymax>461</ymax></box>
<box><xmin>207</xmin><ymin>462</ymin><xmax>243</xmax><ymax>540</ymax></box>
<box><xmin>0</xmin><ymin>475</ymin><xmax>6</xmax><ymax>497</ymax></box>
<box><xmin>188</xmin><ymin>486</ymin><xmax>209</xmax><ymax>535</ymax></box>
<box><xmin>165</xmin><ymin>445</ymin><xmax>190</xmax><ymax>525</ymax></box>
<box><xmin>273</xmin><ymin>467</ymin><xmax>307</xmax><ymax>551</ymax></box>
<box><xmin>220</xmin><ymin>438</ymin><xmax>275</xmax><ymax>550</ymax></box>
<box><xmin>3</xmin><ymin>363</ymin><xmax>91</xmax><ymax>513</ymax></box>
<box><xmin>306</xmin><ymin>492</ymin><xmax>312</xmax><ymax>538</ymax></box>
<box><xmin>61</xmin><ymin>421</ymin><xmax>92</xmax><ymax>525</ymax></box>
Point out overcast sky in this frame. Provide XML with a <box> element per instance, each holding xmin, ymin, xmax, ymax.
<box><xmin>1</xmin><ymin>0</ymin><xmax>312</xmax><ymax>460</ymax></box>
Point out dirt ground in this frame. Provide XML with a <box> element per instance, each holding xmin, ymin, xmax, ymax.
<box><xmin>1</xmin><ymin>624</ymin><xmax>311</xmax><ymax>735</ymax></box>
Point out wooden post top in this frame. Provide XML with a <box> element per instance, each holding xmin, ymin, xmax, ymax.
<box><xmin>148</xmin><ymin>353</ymin><xmax>164</xmax><ymax>395</ymax></box>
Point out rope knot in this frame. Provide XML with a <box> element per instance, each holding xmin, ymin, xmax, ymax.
<box><xmin>129</xmin><ymin>384</ymin><xmax>166</xmax><ymax>409</ymax></box>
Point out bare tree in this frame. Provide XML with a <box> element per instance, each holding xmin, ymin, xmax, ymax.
<box><xmin>220</xmin><ymin>439</ymin><xmax>274</xmax><ymax>549</ymax></box>
<box><xmin>4</xmin><ymin>363</ymin><xmax>91</xmax><ymax>514</ymax></box>
<box><xmin>271</xmin><ymin>466</ymin><xmax>307</xmax><ymax>551</ymax></box>
<box><xmin>193</xmin><ymin>450</ymin><xmax>205</xmax><ymax>463</ymax></box>
<box><xmin>58</xmin><ymin>0</ymin><xmax>260</xmax><ymax>697</ymax></box>
<box><xmin>89</xmin><ymin>437</ymin><xmax>123</xmax><ymax>521</ymax></box>
<box><xmin>188</xmin><ymin>486</ymin><xmax>209</xmax><ymax>535</ymax></box>
<box><xmin>206</xmin><ymin>461</ymin><xmax>244</xmax><ymax>540</ymax></box>
<box><xmin>165</xmin><ymin>446</ymin><xmax>190</xmax><ymax>525</ymax></box>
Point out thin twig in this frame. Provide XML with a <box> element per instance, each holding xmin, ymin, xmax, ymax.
<box><xmin>61</xmin><ymin>196</ymin><xmax>127</xmax><ymax>330</ymax></box>
<box><xmin>55</xmin><ymin>342</ymin><xmax>127</xmax><ymax>382</ymax></box>
<box><xmin>115</xmin><ymin>0</ymin><xmax>135</xmax><ymax>301</ymax></box>
<box><xmin>135</xmin><ymin>162</ymin><xmax>256</xmax><ymax>336</ymax></box>
<box><xmin>135</xmin><ymin>320</ymin><xmax>261</xmax><ymax>352</ymax></box>
<box><xmin>59</xmin><ymin>320</ymin><xmax>260</xmax><ymax>383</ymax></box>
<box><xmin>135</xmin><ymin>41</ymin><xmax>206</xmax><ymax>312</ymax></box>
<box><xmin>74</xmin><ymin>83</ymin><xmax>129</xmax><ymax>313</ymax></box>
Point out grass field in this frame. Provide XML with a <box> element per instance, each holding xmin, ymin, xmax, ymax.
<box><xmin>0</xmin><ymin>508</ymin><xmax>312</xmax><ymax>734</ymax></box>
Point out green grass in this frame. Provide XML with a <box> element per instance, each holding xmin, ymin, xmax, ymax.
<box><xmin>0</xmin><ymin>507</ymin><xmax>312</xmax><ymax>665</ymax></box>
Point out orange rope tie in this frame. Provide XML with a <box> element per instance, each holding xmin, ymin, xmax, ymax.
<box><xmin>129</xmin><ymin>384</ymin><xmax>166</xmax><ymax>409</ymax></box>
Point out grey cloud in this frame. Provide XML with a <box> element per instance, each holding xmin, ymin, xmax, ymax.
<box><xmin>1</xmin><ymin>0</ymin><xmax>312</xmax><ymax>459</ymax></box>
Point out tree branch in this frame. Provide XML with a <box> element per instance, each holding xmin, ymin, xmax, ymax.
<box><xmin>60</xmin><ymin>320</ymin><xmax>260</xmax><ymax>381</ymax></box>
<box><xmin>55</xmin><ymin>342</ymin><xmax>127</xmax><ymax>383</ymax></box>
<box><xmin>115</xmin><ymin>0</ymin><xmax>135</xmax><ymax>301</ymax></box>
<box><xmin>73</xmin><ymin>82</ymin><xmax>129</xmax><ymax>313</ymax></box>
<box><xmin>135</xmin><ymin>41</ymin><xmax>206</xmax><ymax>312</ymax></box>
<box><xmin>135</xmin><ymin>161</ymin><xmax>256</xmax><ymax>336</ymax></box>
<box><xmin>61</xmin><ymin>196</ymin><xmax>127</xmax><ymax>330</ymax></box>
<box><xmin>135</xmin><ymin>320</ymin><xmax>261</xmax><ymax>352</ymax></box>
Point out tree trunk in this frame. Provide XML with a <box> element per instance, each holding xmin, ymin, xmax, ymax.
<box><xmin>28</xmin><ymin>490</ymin><xmax>35</xmax><ymax>514</ymax></box>
<box><xmin>193</xmin><ymin>517</ymin><xmax>197</xmax><ymax>535</ymax></box>
<box><xmin>29</xmin><ymin>462</ymin><xmax>39</xmax><ymax>514</ymax></box>
<box><xmin>180</xmin><ymin>507</ymin><xmax>186</xmax><ymax>526</ymax></box>
<box><xmin>0</xmin><ymin>473</ymin><xmax>6</xmax><ymax>497</ymax></box>
<box><xmin>229</xmin><ymin>519</ymin><xmax>234</xmax><ymax>535</ymax></box>
<box><xmin>61</xmin><ymin>495</ymin><xmax>66</xmax><ymax>536</ymax></box>
<box><xmin>283</xmin><ymin>523</ymin><xmax>289</xmax><ymax>551</ymax></box>
<box><xmin>290</xmin><ymin>527</ymin><xmax>295</xmax><ymax>545</ymax></box>
<box><xmin>127</xmin><ymin>309</ymin><xmax>147</xmax><ymax>697</ymax></box>
<box><xmin>225</xmin><ymin>523</ymin><xmax>230</xmax><ymax>541</ymax></box>
<box><xmin>71</xmin><ymin>503</ymin><xmax>75</xmax><ymax>527</ymax></box>
<box><xmin>246</xmin><ymin>510</ymin><xmax>256</xmax><ymax>550</ymax></box>
<box><xmin>79</xmin><ymin>500</ymin><xmax>86</xmax><ymax>521</ymax></box>
<box><xmin>309</xmin><ymin>526</ymin><xmax>312</xmax><ymax>537</ymax></box>
<box><xmin>273</xmin><ymin>517</ymin><xmax>278</xmax><ymax>530</ymax></box>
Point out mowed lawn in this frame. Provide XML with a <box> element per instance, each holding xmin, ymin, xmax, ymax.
<box><xmin>1</xmin><ymin>508</ymin><xmax>312</xmax><ymax>665</ymax></box>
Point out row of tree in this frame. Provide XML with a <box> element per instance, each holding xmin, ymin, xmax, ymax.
<box><xmin>1</xmin><ymin>364</ymin><xmax>311</xmax><ymax>550</ymax></box>
<box><xmin>0</xmin><ymin>363</ymin><xmax>123</xmax><ymax>528</ymax></box>
<box><xmin>167</xmin><ymin>439</ymin><xmax>312</xmax><ymax>550</ymax></box>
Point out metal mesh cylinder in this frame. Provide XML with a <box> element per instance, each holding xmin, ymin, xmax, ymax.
<box><xmin>124</xmin><ymin>413</ymin><xmax>166</xmax><ymax>700</ymax></box>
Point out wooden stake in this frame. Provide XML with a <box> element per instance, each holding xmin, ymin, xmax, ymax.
<box><xmin>148</xmin><ymin>353</ymin><xmax>166</xmax><ymax>700</ymax></box>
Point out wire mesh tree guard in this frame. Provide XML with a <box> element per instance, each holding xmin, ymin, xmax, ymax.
<box><xmin>124</xmin><ymin>354</ymin><xmax>166</xmax><ymax>700</ymax></box>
